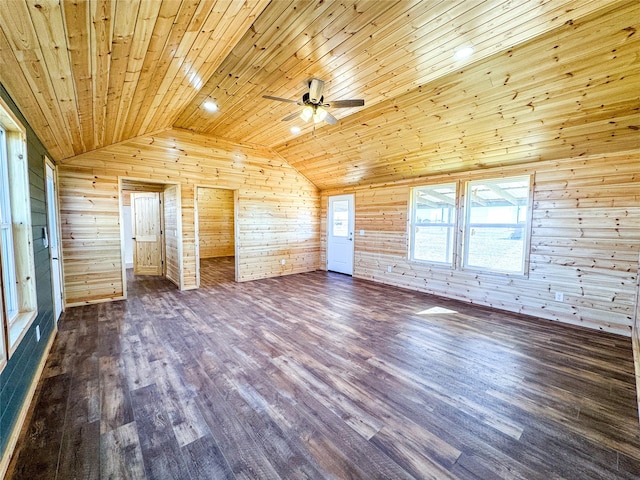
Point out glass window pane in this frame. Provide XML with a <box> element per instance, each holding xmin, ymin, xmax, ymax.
<box><xmin>1</xmin><ymin>226</ymin><xmax>18</xmax><ymax>321</ymax></box>
<box><xmin>332</xmin><ymin>200</ymin><xmax>349</xmax><ymax>237</ymax></box>
<box><xmin>465</xmin><ymin>226</ymin><xmax>525</xmax><ymax>272</ymax></box>
<box><xmin>411</xmin><ymin>183</ymin><xmax>456</xmax><ymax>264</ymax></box>
<box><xmin>464</xmin><ymin>176</ymin><xmax>530</xmax><ymax>274</ymax></box>
<box><xmin>414</xmin><ymin>225</ymin><xmax>454</xmax><ymax>263</ymax></box>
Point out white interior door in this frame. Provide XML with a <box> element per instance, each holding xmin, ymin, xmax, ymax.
<box><xmin>327</xmin><ymin>194</ymin><xmax>355</xmax><ymax>275</ymax></box>
<box><xmin>45</xmin><ymin>161</ymin><xmax>63</xmax><ymax>321</ymax></box>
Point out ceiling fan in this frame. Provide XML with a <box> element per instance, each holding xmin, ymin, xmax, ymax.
<box><xmin>263</xmin><ymin>78</ymin><xmax>364</xmax><ymax>125</ymax></box>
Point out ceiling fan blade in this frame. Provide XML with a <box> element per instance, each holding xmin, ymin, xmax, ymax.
<box><xmin>309</xmin><ymin>79</ymin><xmax>325</xmax><ymax>104</ymax></box>
<box><xmin>324</xmin><ymin>112</ymin><xmax>338</xmax><ymax>125</ymax></box>
<box><xmin>328</xmin><ymin>99</ymin><xmax>365</xmax><ymax>108</ymax></box>
<box><xmin>281</xmin><ymin>111</ymin><xmax>301</xmax><ymax>122</ymax></box>
<box><xmin>263</xmin><ymin>95</ymin><xmax>299</xmax><ymax>104</ymax></box>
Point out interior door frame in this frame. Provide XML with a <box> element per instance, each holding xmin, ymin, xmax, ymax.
<box><xmin>161</xmin><ymin>183</ymin><xmax>184</xmax><ymax>289</ymax></box>
<box><xmin>193</xmin><ymin>185</ymin><xmax>239</xmax><ymax>287</ymax></box>
<box><xmin>44</xmin><ymin>156</ymin><xmax>64</xmax><ymax>318</ymax></box>
<box><xmin>327</xmin><ymin>193</ymin><xmax>355</xmax><ymax>275</ymax></box>
<box><xmin>118</xmin><ymin>177</ymin><xmax>182</xmax><ymax>299</ymax></box>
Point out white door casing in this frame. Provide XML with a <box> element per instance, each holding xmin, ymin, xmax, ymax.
<box><xmin>45</xmin><ymin>161</ymin><xmax>63</xmax><ymax>321</ymax></box>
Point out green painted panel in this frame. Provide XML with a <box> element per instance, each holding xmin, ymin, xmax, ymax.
<box><xmin>0</xmin><ymin>83</ymin><xmax>57</xmax><ymax>458</ymax></box>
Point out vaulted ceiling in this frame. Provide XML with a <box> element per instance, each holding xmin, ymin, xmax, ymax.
<box><xmin>0</xmin><ymin>1</ymin><xmax>638</xmax><ymax>190</ymax></box>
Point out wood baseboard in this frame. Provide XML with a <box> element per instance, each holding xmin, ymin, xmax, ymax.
<box><xmin>65</xmin><ymin>295</ymin><xmax>126</xmax><ymax>308</ymax></box>
<box><xmin>0</xmin><ymin>326</ymin><xmax>57</xmax><ymax>478</ymax></box>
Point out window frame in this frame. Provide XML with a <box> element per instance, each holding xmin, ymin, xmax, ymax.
<box><xmin>409</xmin><ymin>182</ymin><xmax>458</xmax><ymax>266</ymax></box>
<box><xmin>461</xmin><ymin>175</ymin><xmax>533</xmax><ymax>276</ymax></box>
<box><xmin>0</xmin><ymin>97</ymin><xmax>38</xmax><ymax>360</ymax></box>
<box><xmin>0</xmin><ymin>125</ymin><xmax>19</xmax><ymax>323</ymax></box>
<box><xmin>408</xmin><ymin>174</ymin><xmax>533</xmax><ymax>277</ymax></box>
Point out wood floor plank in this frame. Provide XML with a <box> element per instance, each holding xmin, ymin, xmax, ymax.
<box><xmin>130</xmin><ymin>384</ymin><xmax>190</xmax><ymax>480</ymax></box>
<box><xmin>6</xmin><ymin>256</ymin><xmax>640</xmax><ymax>479</ymax></box>
<box><xmin>57</xmin><ymin>421</ymin><xmax>100</xmax><ymax>480</ymax></box>
<box><xmin>99</xmin><ymin>355</ymin><xmax>134</xmax><ymax>434</ymax></box>
<box><xmin>6</xmin><ymin>374</ymin><xmax>71</xmax><ymax>480</ymax></box>
<box><xmin>181</xmin><ymin>434</ymin><xmax>235</xmax><ymax>480</ymax></box>
<box><xmin>100</xmin><ymin>422</ymin><xmax>146</xmax><ymax>480</ymax></box>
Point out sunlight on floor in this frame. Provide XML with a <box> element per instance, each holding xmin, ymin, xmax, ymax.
<box><xmin>416</xmin><ymin>306</ymin><xmax>458</xmax><ymax>315</ymax></box>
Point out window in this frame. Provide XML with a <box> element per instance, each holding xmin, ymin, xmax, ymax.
<box><xmin>409</xmin><ymin>175</ymin><xmax>532</xmax><ymax>275</ymax></box>
<box><xmin>331</xmin><ymin>199</ymin><xmax>349</xmax><ymax>237</ymax></box>
<box><xmin>0</xmin><ymin>98</ymin><xmax>37</xmax><ymax>358</ymax></box>
<box><xmin>0</xmin><ymin>127</ymin><xmax>18</xmax><ymax>322</ymax></box>
<box><xmin>463</xmin><ymin>176</ymin><xmax>530</xmax><ymax>274</ymax></box>
<box><xmin>410</xmin><ymin>183</ymin><xmax>457</xmax><ymax>264</ymax></box>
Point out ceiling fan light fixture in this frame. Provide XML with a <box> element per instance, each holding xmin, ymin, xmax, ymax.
<box><xmin>314</xmin><ymin>106</ymin><xmax>328</xmax><ymax>123</ymax></box>
<box><xmin>300</xmin><ymin>105</ymin><xmax>314</xmax><ymax>122</ymax></box>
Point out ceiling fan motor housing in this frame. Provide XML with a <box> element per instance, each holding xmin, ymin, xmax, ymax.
<box><xmin>302</xmin><ymin>92</ymin><xmax>324</xmax><ymax>106</ymax></box>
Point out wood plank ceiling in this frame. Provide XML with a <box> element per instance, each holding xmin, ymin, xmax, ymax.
<box><xmin>0</xmin><ymin>0</ymin><xmax>638</xmax><ymax>190</ymax></box>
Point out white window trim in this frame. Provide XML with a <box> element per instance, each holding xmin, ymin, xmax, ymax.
<box><xmin>0</xmin><ymin>287</ymin><xmax>5</xmax><ymax>373</ymax></box>
<box><xmin>461</xmin><ymin>175</ymin><xmax>533</xmax><ymax>276</ymax></box>
<box><xmin>409</xmin><ymin>182</ymin><xmax>458</xmax><ymax>267</ymax></box>
<box><xmin>0</xmin><ymin>96</ymin><xmax>38</xmax><ymax>359</ymax></box>
<box><xmin>409</xmin><ymin>174</ymin><xmax>533</xmax><ymax>277</ymax></box>
<box><xmin>0</xmin><ymin>126</ymin><xmax>19</xmax><ymax>322</ymax></box>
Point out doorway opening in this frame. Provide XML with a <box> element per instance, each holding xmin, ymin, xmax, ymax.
<box><xmin>195</xmin><ymin>186</ymin><xmax>237</xmax><ymax>287</ymax></box>
<box><xmin>120</xmin><ymin>179</ymin><xmax>182</xmax><ymax>297</ymax></box>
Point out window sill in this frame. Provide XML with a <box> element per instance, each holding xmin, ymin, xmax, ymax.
<box><xmin>8</xmin><ymin>309</ymin><xmax>37</xmax><ymax>357</ymax></box>
<box><xmin>460</xmin><ymin>265</ymin><xmax>529</xmax><ymax>279</ymax></box>
<box><xmin>409</xmin><ymin>258</ymin><xmax>454</xmax><ymax>269</ymax></box>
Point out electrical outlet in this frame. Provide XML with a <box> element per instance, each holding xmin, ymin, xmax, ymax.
<box><xmin>36</xmin><ymin>325</ymin><xmax>41</xmax><ymax>342</ymax></box>
<box><xmin>281</xmin><ymin>259</ymin><xmax>286</xmax><ymax>266</ymax></box>
<box><xmin>360</xmin><ymin>230</ymin><xmax>365</xmax><ymax>236</ymax></box>
<box><xmin>387</xmin><ymin>266</ymin><xmax>392</xmax><ymax>273</ymax></box>
<box><xmin>555</xmin><ymin>292</ymin><xmax>564</xmax><ymax>302</ymax></box>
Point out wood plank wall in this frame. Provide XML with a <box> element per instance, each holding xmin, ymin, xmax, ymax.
<box><xmin>321</xmin><ymin>150</ymin><xmax>640</xmax><ymax>337</ymax></box>
<box><xmin>197</xmin><ymin>187</ymin><xmax>234</xmax><ymax>258</ymax></box>
<box><xmin>59</xmin><ymin>128</ymin><xmax>320</xmax><ymax>305</ymax></box>
<box><xmin>163</xmin><ymin>184</ymin><xmax>180</xmax><ymax>287</ymax></box>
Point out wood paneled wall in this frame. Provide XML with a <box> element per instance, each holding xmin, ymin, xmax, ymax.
<box><xmin>321</xmin><ymin>150</ymin><xmax>640</xmax><ymax>337</ymax></box>
<box><xmin>163</xmin><ymin>184</ymin><xmax>180</xmax><ymax>287</ymax></box>
<box><xmin>59</xmin><ymin>128</ymin><xmax>320</xmax><ymax>305</ymax></box>
<box><xmin>197</xmin><ymin>187</ymin><xmax>234</xmax><ymax>258</ymax></box>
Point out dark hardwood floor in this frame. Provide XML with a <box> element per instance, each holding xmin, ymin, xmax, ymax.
<box><xmin>7</xmin><ymin>256</ymin><xmax>640</xmax><ymax>479</ymax></box>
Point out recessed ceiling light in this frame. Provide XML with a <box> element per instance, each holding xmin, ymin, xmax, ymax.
<box><xmin>454</xmin><ymin>46</ymin><xmax>474</xmax><ymax>60</ymax></box>
<box><xmin>203</xmin><ymin>100</ymin><xmax>218</xmax><ymax>112</ymax></box>
<box><xmin>290</xmin><ymin>126</ymin><xmax>301</xmax><ymax>134</ymax></box>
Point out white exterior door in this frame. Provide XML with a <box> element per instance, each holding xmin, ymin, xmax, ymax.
<box><xmin>45</xmin><ymin>162</ymin><xmax>63</xmax><ymax>321</ymax></box>
<box><xmin>327</xmin><ymin>194</ymin><xmax>354</xmax><ymax>275</ymax></box>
